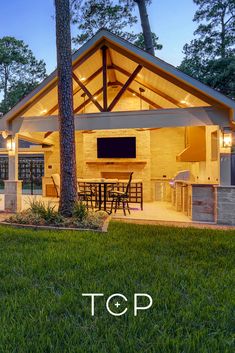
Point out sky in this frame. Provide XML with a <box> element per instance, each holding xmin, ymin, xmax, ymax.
<box><xmin>0</xmin><ymin>0</ymin><xmax>198</xmax><ymax>75</ymax></box>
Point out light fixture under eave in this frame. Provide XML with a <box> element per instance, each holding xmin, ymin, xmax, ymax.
<box><xmin>2</xmin><ymin>130</ymin><xmax>9</xmax><ymax>139</ymax></box>
<box><xmin>139</xmin><ymin>87</ymin><xmax>145</xmax><ymax>110</ymax></box>
<box><xmin>81</xmin><ymin>92</ymin><xmax>86</xmax><ymax>113</ymax></box>
<box><xmin>80</xmin><ymin>77</ymin><xmax>86</xmax><ymax>82</ymax></box>
<box><xmin>40</xmin><ymin>109</ymin><xmax>48</xmax><ymax>115</ymax></box>
<box><xmin>6</xmin><ymin>136</ymin><xmax>15</xmax><ymax>152</ymax></box>
<box><xmin>222</xmin><ymin>127</ymin><xmax>233</xmax><ymax>148</ymax></box>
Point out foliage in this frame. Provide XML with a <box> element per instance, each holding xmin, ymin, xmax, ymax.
<box><xmin>71</xmin><ymin>0</ymin><xmax>138</xmax><ymax>45</ymax></box>
<box><xmin>7</xmin><ymin>210</ymin><xmax>46</xmax><ymax>226</ymax></box>
<box><xmin>0</xmin><ymin>222</ymin><xmax>234</xmax><ymax>352</ymax></box>
<box><xmin>178</xmin><ymin>0</ymin><xmax>235</xmax><ymax>99</ymax></box>
<box><xmin>192</xmin><ymin>0</ymin><xmax>235</xmax><ymax>59</ymax></box>
<box><xmin>27</xmin><ymin>199</ymin><xmax>63</xmax><ymax>224</ymax></box>
<box><xmin>0</xmin><ymin>81</ymin><xmax>37</xmax><ymax>114</ymax></box>
<box><xmin>72</xmin><ymin>201</ymin><xmax>88</xmax><ymax>221</ymax></box>
<box><xmin>81</xmin><ymin>210</ymin><xmax>107</xmax><ymax>229</ymax></box>
<box><xmin>133</xmin><ymin>32</ymin><xmax>163</xmax><ymax>51</ymax></box>
<box><xmin>0</xmin><ymin>36</ymin><xmax>46</xmax><ymax>114</ymax></box>
<box><xmin>71</xmin><ymin>0</ymin><xmax>161</xmax><ymax>53</ymax></box>
<box><xmin>6</xmin><ymin>199</ymin><xmax>107</xmax><ymax>230</ymax></box>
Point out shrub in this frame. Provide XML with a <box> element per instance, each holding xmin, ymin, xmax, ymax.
<box><xmin>27</xmin><ymin>199</ymin><xmax>63</xmax><ymax>224</ymax></box>
<box><xmin>81</xmin><ymin>211</ymin><xmax>107</xmax><ymax>229</ymax></box>
<box><xmin>6</xmin><ymin>200</ymin><xmax>108</xmax><ymax>230</ymax></box>
<box><xmin>72</xmin><ymin>201</ymin><xmax>88</xmax><ymax>221</ymax></box>
<box><xmin>7</xmin><ymin>210</ymin><xmax>46</xmax><ymax>225</ymax></box>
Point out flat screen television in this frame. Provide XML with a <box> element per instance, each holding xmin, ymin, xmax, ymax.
<box><xmin>97</xmin><ymin>137</ymin><xmax>136</xmax><ymax>158</ymax></box>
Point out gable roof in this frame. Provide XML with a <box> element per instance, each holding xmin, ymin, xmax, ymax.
<box><xmin>2</xmin><ymin>29</ymin><xmax>235</xmax><ymax>124</ymax></box>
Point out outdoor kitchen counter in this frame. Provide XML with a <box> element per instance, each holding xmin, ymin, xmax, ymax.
<box><xmin>173</xmin><ymin>180</ymin><xmax>219</xmax><ymax>222</ymax></box>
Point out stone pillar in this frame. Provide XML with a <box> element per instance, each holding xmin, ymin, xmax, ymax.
<box><xmin>216</xmin><ymin>186</ymin><xmax>235</xmax><ymax>225</ymax></box>
<box><xmin>4</xmin><ymin>134</ymin><xmax>22</xmax><ymax>212</ymax></box>
<box><xmin>4</xmin><ymin>180</ymin><xmax>22</xmax><ymax>212</ymax></box>
<box><xmin>191</xmin><ymin>185</ymin><xmax>215</xmax><ymax>222</ymax></box>
<box><xmin>220</xmin><ymin>153</ymin><xmax>231</xmax><ymax>186</ymax></box>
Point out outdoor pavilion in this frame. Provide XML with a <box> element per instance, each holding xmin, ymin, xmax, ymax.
<box><xmin>0</xmin><ymin>29</ymin><xmax>235</xmax><ymax>224</ymax></box>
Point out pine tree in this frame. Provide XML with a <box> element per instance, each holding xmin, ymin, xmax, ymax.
<box><xmin>55</xmin><ymin>0</ymin><xmax>78</xmax><ymax>216</ymax></box>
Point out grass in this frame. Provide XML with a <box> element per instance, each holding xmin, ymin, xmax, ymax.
<box><xmin>0</xmin><ymin>221</ymin><xmax>234</xmax><ymax>353</ymax></box>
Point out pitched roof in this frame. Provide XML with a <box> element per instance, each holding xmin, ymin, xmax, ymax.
<box><xmin>2</xmin><ymin>29</ymin><xmax>235</xmax><ymax>124</ymax></box>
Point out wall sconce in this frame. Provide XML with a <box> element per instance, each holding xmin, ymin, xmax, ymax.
<box><xmin>6</xmin><ymin>136</ymin><xmax>15</xmax><ymax>152</ymax></box>
<box><xmin>222</xmin><ymin>127</ymin><xmax>232</xmax><ymax>148</ymax></box>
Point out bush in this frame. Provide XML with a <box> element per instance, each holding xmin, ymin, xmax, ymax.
<box><xmin>81</xmin><ymin>211</ymin><xmax>107</xmax><ymax>230</ymax></box>
<box><xmin>7</xmin><ymin>210</ymin><xmax>46</xmax><ymax>226</ymax></box>
<box><xmin>27</xmin><ymin>199</ymin><xmax>63</xmax><ymax>224</ymax></box>
<box><xmin>6</xmin><ymin>200</ymin><xmax>108</xmax><ymax>230</ymax></box>
<box><xmin>72</xmin><ymin>201</ymin><xmax>88</xmax><ymax>221</ymax></box>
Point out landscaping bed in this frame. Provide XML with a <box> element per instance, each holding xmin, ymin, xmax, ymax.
<box><xmin>4</xmin><ymin>200</ymin><xmax>109</xmax><ymax>232</ymax></box>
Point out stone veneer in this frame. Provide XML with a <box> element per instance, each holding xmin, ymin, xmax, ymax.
<box><xmin>216</xmin><ymin>186</ymin><xmax>235</xmax><ymax>225</ymax></box>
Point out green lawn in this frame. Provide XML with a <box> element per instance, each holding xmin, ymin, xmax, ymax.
<box><xmin>0</xmin><ymin>222</ymin><xmax>234</xmax><ymax>353</ymax></box>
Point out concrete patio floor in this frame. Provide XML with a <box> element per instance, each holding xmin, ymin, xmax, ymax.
<box><xmin>0</xmin><ymin>195</ymin><xmax>191</xmax><ymax>223</ymax></box>
<box><xmin>112</xmin><ymin>201</ymin><xmax>191</xmax><ymax>222</ymax></box>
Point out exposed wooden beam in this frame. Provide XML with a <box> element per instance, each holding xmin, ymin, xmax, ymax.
<box><xmin>74</xmin><ymin>87</ymin><xmax>104</xmax><ymax>114</ymax></box>
<box><xmin>102</xmin><ymin>46</ymin><xmax>108</xmax><ymax>111</ymax></box>
<box><xmin>47</xmin><ymin>67</ymin><xmax>103</xmax><ymax>115</ymax></box>
<box><xmin>106</xmin><ymin>49</ymin><xmax>117</xmax><ymax>82</ymax></box>
<box><xmin>105</xmin><ymin>41</ymin><xmax>222</xmax><ymax>108</ymax></box>
<box><xmin>109</xmin><ymin>64</ymin><xmax>183</xmax><ymax>108</ymax></box>
<box><xmin>14</xmin><ymin>107</ymin><xmax>229</xmax><ymax>133</ymax></box>
<box><xmin>18</xmin><ymin>133</ymin><xmax>53</xmax><ymax>146</ymax></box>
<box><xmin>16</xmin><ymin>44</ymin><xmax>105</xmax><ymax>119</ymax></box>
<box><xmin>72</xmin><ymin>73</ymin><xmax>104</xmax><ymax>112</ymax></box>
<box><xmin>108</xmin><ymin>65</ymin><xmax>142</xmax><ymax>111</ymax></box>
<box><xmin>44</xmin><ymin>131</ymin><xmax>53</xmax><ymax>139</ymax></box>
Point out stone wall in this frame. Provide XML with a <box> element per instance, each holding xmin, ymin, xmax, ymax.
<box><xmin>82</xmin><ymin>129</ymin><xmax>152</xmax><ymax>201</ymax></box>
<box><xmin>216</xmin><ymin>186</ymin><xmax>235</xmax><ymax>225</ymax></box>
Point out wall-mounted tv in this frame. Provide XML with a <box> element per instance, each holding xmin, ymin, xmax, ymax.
<box><xmin>97</xmin><ymin>137</ymin><xmax>136</xmax><ymax>158</ymax></box>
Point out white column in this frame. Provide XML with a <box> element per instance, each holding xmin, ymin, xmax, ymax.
<box><xmin>4</xmin><ymin>134</ymin><xmax>22</xmax><ymax>212</ymax></box>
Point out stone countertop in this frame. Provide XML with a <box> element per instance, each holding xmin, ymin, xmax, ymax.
<box><xmin>174</xmin><ymin>180</ymin><xmax>219</xmax><ymax>186</ymax></box>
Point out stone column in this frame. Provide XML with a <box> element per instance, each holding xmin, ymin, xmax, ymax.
<box><xmin>220</xmin><ymin>153</ymin><xmax>231</xmax><ymax>186</ymax></box>
<box><xmin>219</xmin><ymin>129</ymin><xmax>232</xmax><ymax>186</ymax></box>
<box><xmin>216</xmin><ymin>186</ymin><xmax>235</xmax><ymax>225</ymax></box>
<box><xmin>4</xmin><ymin>135</ymin><xmax>22</xmax><ymax>212</ymax></box>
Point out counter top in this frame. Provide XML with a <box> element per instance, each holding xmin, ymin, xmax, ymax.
<box><xmin>175</xmin><ymin>180</ymin><xmax>219</xmax><ymax>186</ymax></box>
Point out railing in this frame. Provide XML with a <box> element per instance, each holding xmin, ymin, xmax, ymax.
<box><xmin>0</xmin><ymin>156</ymin><xmax>8</xmax><ymax>191</ymax></box>
<box><xmin>18</xmin><ymin>155</ymin><xmax>44</xmax><ymax>195</ymax></box>
<box><xmin>78</xmin><ymin>180</ymin><xmax>143</xmax><ymax>210</ymax></box>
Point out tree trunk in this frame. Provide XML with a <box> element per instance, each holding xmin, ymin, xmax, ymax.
<box><xmin>220</xmin><ymin>12</ymin><xmax>226</xmax><ymax>59</ymax></box>
<box><xmin>55</xmin><ymin>0</ymin><xmax>77</xmax><ymax>216</ymax></box>
<box><xmin>134</xmin><ymin>0</ymin><xmax>155</xmax><ymax>55</ymax></box>
<box><xmin>3</xmin><ymin>65</ymin><xmax>8</xmax><ymax>101</ymax></box>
